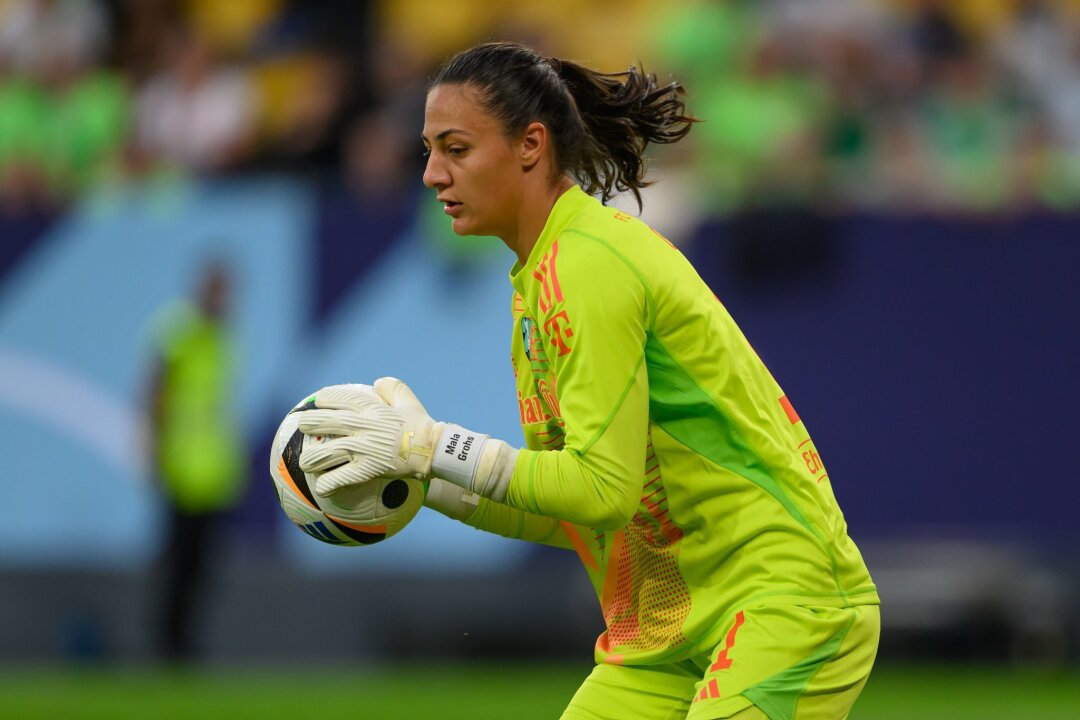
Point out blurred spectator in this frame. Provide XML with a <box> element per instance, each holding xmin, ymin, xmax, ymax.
<box><xmin>113</xmin><ymin>0</ymin><xmax>179</xmax><ymax>85</ymax></box>
<box><xmin>0</xmin><ymin>69</ymin><xmax>51</xmax><ymax>212</ymax></box>
<box><xmin>918</xmin><ymin>48</ymin><xmax>1020</xmax><ymax>212</ymax></box>
<box><xmin>0</xmin><ymin>0</ymin><xmax>127</xmax><ymax>212</ymax></box>
<box><xmin>4</xmin><ymin>0</ymin><xmax>1080</xmax><ymax>219</ymax></box>
<box><xmin>249</xmin><ymin>47</ymin><xmax>351</xmax><ymax>176</ymax></box>
<box><xmin>132</xmin><ymin>23</ymin><xmax>256</xmax><ymax>174</ymax></box>
<box><xmin>1010</xmin><ymin>114</ymin><xmax>1080</xmax><ymax>210</ymax></box>
<box><xmin>995</xmin><ymin>0</ymin><xmax>1080</xmax><ymax>154</ymax></box>
<box><xmin>691</xmin><ymin>28</ymin><xmax>830</xmax><ymax>213</ymax></box>
<box><xmin>863</xmin><ymin>116</ymin><xmax>936</xmax><ymax>212</ymax></box>
<box><xmin>0</xmin><ymin>0</ymin><xmax>109</xmax><ymax>76</ymax></box>
<box><xmin>146</xmin><ymin>261</ymin><xmax>248</xmax><ymax>662</ymax></box>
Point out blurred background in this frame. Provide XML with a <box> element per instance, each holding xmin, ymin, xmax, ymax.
<box><xmin>1</xmin><ymin>0</ymin><xmax>1078</xmax><ymax>717</ymax></box>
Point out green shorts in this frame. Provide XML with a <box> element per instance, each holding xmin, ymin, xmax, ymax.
<box><xmin>560</xmin><ymin>603</ymin><xmax>880</xmax><ymax>720</ymax></box>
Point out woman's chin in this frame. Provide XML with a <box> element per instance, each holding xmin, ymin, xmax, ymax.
<box><xmin>451</xmin><ymin>217</ymin><xmax>479</xmax><ymax>236</ymax></box>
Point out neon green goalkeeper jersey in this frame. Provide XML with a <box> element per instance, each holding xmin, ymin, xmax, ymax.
<box><xmin>502</xmin><ymin>185</ymin><xmax>878</xmax><ymax>666</ymax></box>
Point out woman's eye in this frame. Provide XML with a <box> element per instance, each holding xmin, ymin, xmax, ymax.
<box><xmin>448</xmin><ymin>147</ymin><xmax>466</xmax><ymax>157</ymax></box>
<box><xmin>421</xmin><ymin>148</ymin><xmax>431</xmax><ymax>158</ymax></box>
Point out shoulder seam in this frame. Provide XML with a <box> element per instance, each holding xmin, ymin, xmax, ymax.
<box><xmin>560</xmin><ymin>227</ymin><xmax>655</xmax><ymax>333</ymax></box>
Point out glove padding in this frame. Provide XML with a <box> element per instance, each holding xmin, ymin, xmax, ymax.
<box><xmin>296</xmin><ymin>378</ymin><xmax>444</xmax><ymax>496</ymax></box>
<box><xmin>298</xmin><ymin>378</ymin><xmax>516</xmax><ymax>501</ymax></box>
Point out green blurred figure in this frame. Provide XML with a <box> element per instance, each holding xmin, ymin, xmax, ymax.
<box><xmin>147</xmin><ymin>262</ymin><xmax>247</xmax><ymax>661</ymax></box>
<box><xmin>0</xmin><ymin>0</ymin><xmax>128</xmax><ymax>212</ymax></box>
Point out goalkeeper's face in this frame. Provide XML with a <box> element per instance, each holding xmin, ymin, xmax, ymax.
<box><xmin>421</xmin><ymin>83</ymin><xmax>529</xmax><ymax>239</ymax></box>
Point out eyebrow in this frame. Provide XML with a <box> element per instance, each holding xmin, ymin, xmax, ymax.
<box><xmin>421</xmin><ymin>128</ymin><xmax>470</xmax><ymax>143</ymax></box>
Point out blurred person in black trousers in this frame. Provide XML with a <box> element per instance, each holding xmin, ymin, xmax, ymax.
<box><xmin>146</xmin><ymin>262</ymin><xmax>248</xmax><ymax>661</ymax></box>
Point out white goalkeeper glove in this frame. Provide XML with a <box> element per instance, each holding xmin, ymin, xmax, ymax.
<box><xmin>296</xmin><ymin>377</ymin><xmax>518</xmax><ymax>502</ymax></box>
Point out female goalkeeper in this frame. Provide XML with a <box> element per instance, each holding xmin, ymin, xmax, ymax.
<box><xmin>297</xmin><ymin>41</ymin><xmax>880</xmax><ymax>720</ymax></box>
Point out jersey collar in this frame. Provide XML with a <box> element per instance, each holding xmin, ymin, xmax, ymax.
<box><xmin>509</xmin><ymin>184</ymin><xmax>592</xmax><ymax>294</ymax></box>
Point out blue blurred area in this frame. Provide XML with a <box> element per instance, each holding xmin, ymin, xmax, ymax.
<box><xmin>0</xmin><ymin>177</ymin><xmax>535</xmax><ymax>573</ymax></box>
<box><xmin>690</xmin><ymin>214</ymin><xmax>1080</xmax><ymax>554</ymax></box>
<box><xmin>2</xmin><ymin>178</ymin><xmax>1077</xmax><ymax>572</ymax></box>
<box><xmin>0</xmin><ymin>178</ymin><xmax>313</xmax><ymax>566</ymax></box>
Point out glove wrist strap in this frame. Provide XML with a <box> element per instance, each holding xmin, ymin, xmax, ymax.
<box><xmin>431</xmin><ymin>424</ymin><xmax>517</xmax><ymax>502</ymax></box>
<box><xmin>423</xmin><ymin>477</ymin><xmax>481</xmax><ymax>521</ymax></box>
<box><xmin>431</xmin><ymin>424</ymin><xmax>491</xmax><ymax>491</ymax></box>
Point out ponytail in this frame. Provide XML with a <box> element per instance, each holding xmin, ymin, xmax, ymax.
<box><xmin>547</xmin><ymin>57</ymin><xmax>696</xmax><ymax>208</ymax></box>
<box><xmin>431</xmin><ymin>42</ymin><xmax>697</xmax><ymax>208</ymax></box>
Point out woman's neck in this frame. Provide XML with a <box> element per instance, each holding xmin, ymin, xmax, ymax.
<box><xmin>505</xmin><ymin>175</ymin><xmax>575</xmax><ymax>267</ymax></box>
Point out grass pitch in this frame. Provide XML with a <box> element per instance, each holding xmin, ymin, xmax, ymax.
<box><xmin>0</xmin><ymin>662</ymin><xmax>1077</xmax><ymax>719</ymax></box>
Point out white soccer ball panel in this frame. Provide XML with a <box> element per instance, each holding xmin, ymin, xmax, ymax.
<box><xmin>268</xmin><ymin>384</ymin><xmax>425</xmax><ymax>546</ymax></box>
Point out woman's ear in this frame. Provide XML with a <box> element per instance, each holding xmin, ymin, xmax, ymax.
<box><xmin>519</xmin><ymin>121</ymin><xmax>548</xmax><ymax>170</ymax></box>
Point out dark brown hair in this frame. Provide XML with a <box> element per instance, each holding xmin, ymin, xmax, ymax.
<box><xmin>431</xmin><ymin>41</ymin><xmax>697</xmax><ymax>208</ymax></box>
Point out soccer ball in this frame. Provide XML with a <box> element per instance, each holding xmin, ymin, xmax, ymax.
<box><xmin>269</xmin><ymin>384</ymin><xmax>426</xmax><ymax>546</ymax></box>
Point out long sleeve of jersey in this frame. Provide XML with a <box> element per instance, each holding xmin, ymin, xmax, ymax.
<box><xmin>461</xmin><ymin>497</ymin><xmax>573</xmax><ymax>550</ymax></box>
<box><xmin>505</xmin><ymin>228</ymin><xmax>651</xmax><ymax>530</ymax></box>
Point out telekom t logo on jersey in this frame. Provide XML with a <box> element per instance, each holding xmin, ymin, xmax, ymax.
<box><xmin>533</xmin><ymin>240</ymin><xmax>563</xmax><ymax>312</ymax></box>
<box><xmin>533</xmin><ymin>240</ymin><xmax>574</xmax><ymax>356</ymax></box>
